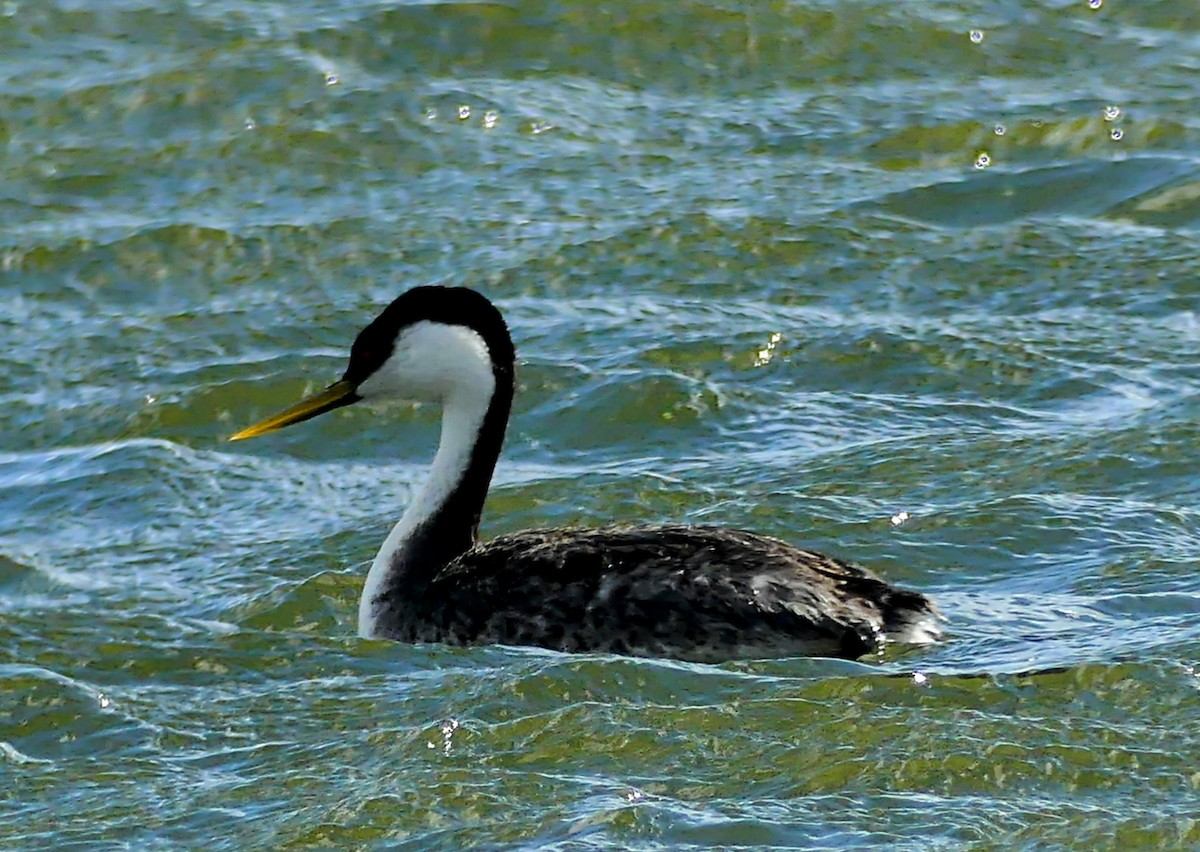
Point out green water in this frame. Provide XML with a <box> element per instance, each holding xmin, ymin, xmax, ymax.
<box><xmin>4</xmin><ymin>0</ymin><xmax>1200</xmax><ymax>848</ymax></box>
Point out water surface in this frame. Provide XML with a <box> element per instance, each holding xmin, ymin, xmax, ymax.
<box><xmin>3</xmin><ymin>1</ymin><xmax>1200</xmax><ymax>848</ymax></box>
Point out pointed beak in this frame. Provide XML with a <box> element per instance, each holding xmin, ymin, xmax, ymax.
<box><xmin>228</xmin><ymin>379</ymin><xmax>360</xmax><ymax>441</ymax></box>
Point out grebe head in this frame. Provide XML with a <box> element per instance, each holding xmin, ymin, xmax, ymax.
<box><xmin>229</xmin><ymin>286</ymin><xmax>514</xmax><ymax>441</ymax></box>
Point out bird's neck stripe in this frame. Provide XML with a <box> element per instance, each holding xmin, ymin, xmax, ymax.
<box><xmin>357</xmin><ymin>385</ymin><xmax>496</xmax><ymax>637</ymax></box>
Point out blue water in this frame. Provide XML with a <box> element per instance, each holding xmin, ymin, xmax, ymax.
<box><xmin>3</xmin><ymin>0</ymin><xmax>1200</xmax><ymax>848</ymax></box>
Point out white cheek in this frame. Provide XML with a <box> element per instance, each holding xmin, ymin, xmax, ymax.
<box><xmin>356</xmin><ymin>321</ymin><xmax>494</xmax><ymax>403</ymax></box>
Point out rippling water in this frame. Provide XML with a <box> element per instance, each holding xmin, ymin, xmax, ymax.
<box><xmin>4</xmin><ymin>0</ymin><xmax>1200</xmax><ymax>848</ymax></box>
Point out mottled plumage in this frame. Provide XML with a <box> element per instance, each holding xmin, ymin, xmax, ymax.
<box><xmin>371</xmin><ymin>524</ymin><xmax>939</xmax><ymax>661</ymax></box>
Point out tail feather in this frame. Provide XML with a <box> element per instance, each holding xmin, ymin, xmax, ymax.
<box><xmin>882</xmin><ymin>589</ymin><xmax>943</xmax><ymax>645</ymax></box>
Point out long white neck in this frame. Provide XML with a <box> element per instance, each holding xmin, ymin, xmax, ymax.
<box><xmin>358</xmin><ymin>387</ymin><xmax>492</xmax><ymax>638</ymax></box>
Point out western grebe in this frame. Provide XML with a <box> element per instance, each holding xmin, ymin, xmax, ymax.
<box><xmin>231</xmin><ymin>286</ymin><xmax>941</xmax><ymax>661</ymax></box>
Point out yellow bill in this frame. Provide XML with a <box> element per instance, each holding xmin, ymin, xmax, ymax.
<box><xmin>229</xmin><ymin>379</ymin><xmax>359</xmax><ymax>441</ymax></box>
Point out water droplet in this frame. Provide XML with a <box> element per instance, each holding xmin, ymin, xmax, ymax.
<box><xmin>483</xmin><ymin>110</ymin><xmax>499</xmax><ymax>129</ymax></box>
<box><xmin>974</xmin><ymin>152</ymin><xmax>991</xmax><ymax>169</ymax></box>
<box><xmin>531</xmin><ymin>121</ymin><xmax>554</xmax><ymax>135</ymax></box>
<box><xmin>324</xmin><ymin>72</ymin><xmax>338</xmax><ymax>86</ymax></box>
<box><xmin>1103</xmin><ymin>105</ymin><xmax>1121</xmax><ymax>121</ymax></box>
<box><xmin>754</xmin><ymin>331</ymin><xmax>782</xmax><ymax>367</ymax></box>
<box><xmin>1088</xmin><ymin>0</ymin><xmax>1102</xmax><ymax>8</ymax></box>
<box><xmin>1110</xmin><ymin>127</ymin><xmax>1124</xmax><ymax>141</ymax></box>
<box><xmin>439</xmin><ymin>718</ymin><xmax>460</xmax><ymax>755</ymax></box>
<box><xmin>457</xmin><ymin>105</ymin><xmax>471</xmax><ymax>120</ymax></box>
<box><xmin>994</xmin><ymin>124</ymin><xmax>1006</xmax><ymax>136</ymax></box>
<box><xmin>969</xmin><ymin>29</ymin><xmax>984</xmax><ymax>44</ymax></box>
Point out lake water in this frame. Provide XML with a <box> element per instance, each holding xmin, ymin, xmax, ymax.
<box><xmin>3</xmin><ymin>0</ymin><xmax>1200</xmax><ymax>848</ymax></box>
